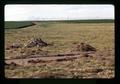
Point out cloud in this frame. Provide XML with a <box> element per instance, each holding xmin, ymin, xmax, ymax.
<box><xmin>5</xmin><ymin>4</ymin><xmax>114</xmax><ymax>21</ymax></box>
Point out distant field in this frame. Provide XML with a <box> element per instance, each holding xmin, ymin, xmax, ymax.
<box><xmin>5</xmin><ymin>21</ymin><xmax>114</xmax><ymax>78</ymax></box>
<box><xmin>5</xmin><ymin>19</ymin><xmax>114</xmax><ymax>29</ymax></box>
<box><xmin>40</xmin><ymin>19</ymin><xmax>114</xmax><ymax>23</ymax></box>
<box><xmin>5</xmin><ymin>21</ymin><xmax>34</xmax><ymax>29</ymax></box>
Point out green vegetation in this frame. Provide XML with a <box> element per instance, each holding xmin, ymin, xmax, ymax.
<box><xmin>58</xmin><ymin>19</ymin><xmax>114</xmax><ymax>23</ymax></box>
<box><xmin>36</xmin><ymin>19</ymin><xmax>114</xmax><ymax>23</ymax></box>
<box><xmin>5</xmin><ymin>21</ymin><xmax>34</xmax><ymax>29</ymax></box>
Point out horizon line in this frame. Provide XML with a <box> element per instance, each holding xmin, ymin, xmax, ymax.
<box><xmin>5</xmin><ymin>19</ymin><xmax>114</xmax><ymax>21</ymax></box>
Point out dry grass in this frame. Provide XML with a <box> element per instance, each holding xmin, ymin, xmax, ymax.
<box><xmin>5</xmin><ymin>22</ymin><xmax>114</xmax><ymax>78</ymax></box>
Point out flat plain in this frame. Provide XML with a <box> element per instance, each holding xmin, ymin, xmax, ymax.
<box><xmin>5</xmin><ymin>20</ymin><xmax>114</xmax><ymax>78</ymax></box>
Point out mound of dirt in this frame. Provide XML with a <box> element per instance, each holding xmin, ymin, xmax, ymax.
<box><xmin>75</xmin><ymin>42</ymin><xmax>96</xmax><ymax>52</ymax></box>
<box><xmin>26</xmin><ymin>38</ymin><xmax>49</xmax><ymax>48</ymax></box>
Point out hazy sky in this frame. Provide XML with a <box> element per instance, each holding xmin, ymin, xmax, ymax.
<box><xmin>5</xmin><ymin>4</ymin><xmax>114</xmax><ymax>21</ymax></box>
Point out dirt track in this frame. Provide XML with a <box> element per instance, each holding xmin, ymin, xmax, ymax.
<box><xmin>5</xmin><ymin>51</ymin><xmax>95</xmax><ymax>66</ymax></box>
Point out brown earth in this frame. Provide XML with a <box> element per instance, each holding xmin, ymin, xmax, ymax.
<box><xmin>5</xmin><ymin>51</ymin><xmax>95</xmax><ymax>66</ymax></box>
<box><xmin>5</xmin><ymin>42</ymin><xmax>96</xmax><ymax>66</ymax></box>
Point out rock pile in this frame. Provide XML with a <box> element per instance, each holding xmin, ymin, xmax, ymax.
<box><xmin>26</xmin><ymin>38</ymin><xmax>48</xmax><ymax>48</ymax></box>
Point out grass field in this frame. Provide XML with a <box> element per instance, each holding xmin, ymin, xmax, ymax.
<box><xmin>5</xmin><ymin>21</ymin><xmax>34</xmax><ymax>29</ymax></box>
<box><xmin>5</xmin><ymin>20</ymin><xmax>114</xmax><ymax>78</ymax></box>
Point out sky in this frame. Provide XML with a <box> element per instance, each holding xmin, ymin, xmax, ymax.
<box><xmin>5</xmin><ymin>4</ymin><xmax>114</xmax><ymax>21</ymax></box>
